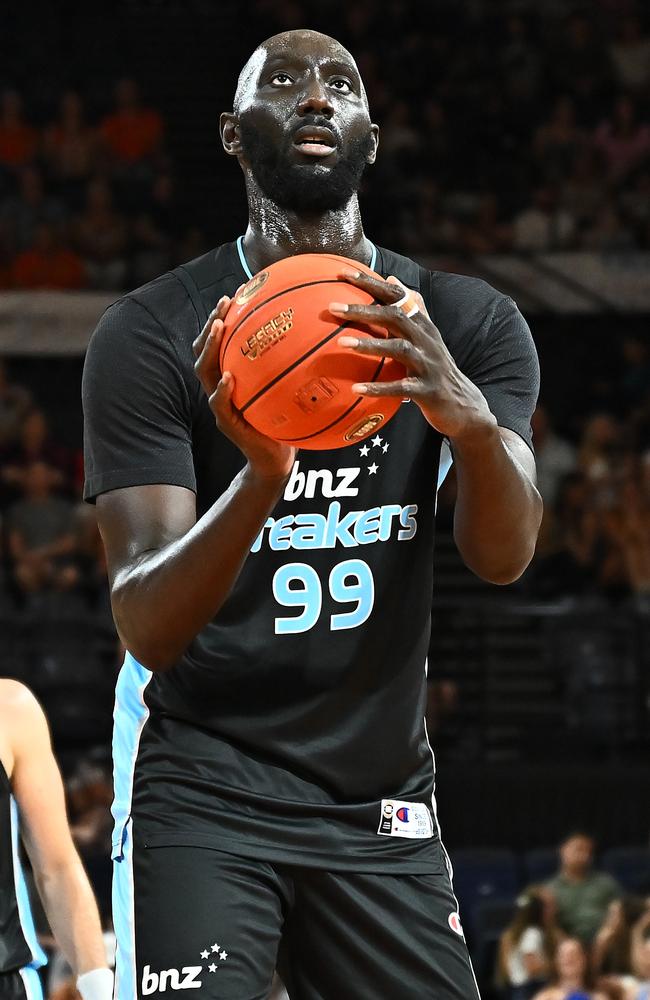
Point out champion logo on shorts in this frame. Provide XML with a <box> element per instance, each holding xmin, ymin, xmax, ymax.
<box><xmin>376</xmin><ymin>798</ymin><xmax>434</xmax><ymax>839</ymax></box>
<box><xmin>141</xmin><ymin>941</ymin><xmax>229</xmax><ymax>993</ymax></box>
<box><xmin>448</xmin><ymin>912</ymin><xmax>464</xmax><ymax>937</ymax></box>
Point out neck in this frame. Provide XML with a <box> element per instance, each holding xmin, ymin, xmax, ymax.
<box><xmin>242</xmin><ymin>182</ymin><xmax>373</xmax><ymax>274</ymax></box>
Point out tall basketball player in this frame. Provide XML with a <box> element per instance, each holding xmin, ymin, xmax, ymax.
<box><xmin>83</xmin><ymin>28</ymin><xmax>542</xmax><ymax>999</ymax></box>
<box><xmin>0</xmin><ymin>680</ymin><xmax>113</xmax><ymax>1000</ymax></box>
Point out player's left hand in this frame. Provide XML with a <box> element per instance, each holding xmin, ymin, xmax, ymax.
<box><xmin>329</xmin><ymin>270</ymin><xmax>495</xmax><ymax>442</ymax></box>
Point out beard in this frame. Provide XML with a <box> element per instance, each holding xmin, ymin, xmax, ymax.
<box><xmin>239</xmin><ymin>120</ymin><xmax>374</xmax><ymax>213</ymax></box>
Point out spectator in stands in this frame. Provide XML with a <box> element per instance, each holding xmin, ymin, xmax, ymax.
<box><xmin>6</xmin><ymin>460</ymin><xmax>80</xmax><ymax>599</ymax></box>
<box><xmin>67</xmin><ymin>761</ymin><xmax>113</xmax><ymax>858</ymax></box>
<box><xmin>43</xmin><ymin>91</ymin><xmax>99</xmax><ymax>209</ymax></box>
<box><xmin>0</xmin><ymin>89</ymin><xmax>38</xmax><ymax>172</ymax></box>
<box><xmin>551</xmin><ymin>13</ymin><xmax>614</xmax><ymax>127</ymax></box>
<box><xmin>458</xmin><ymin>194</ymin><xmax>514</xmax><ymax>255</ymax></box>
<box><xmin>532</xmin><ymin>938</ymin><xmax>609</xmax><ymax>1000</ymax></box>
<box><xmin>512</xmin><ymin>184</ymin><xmax>576</xmax><ymax>252</ymax></box>
<box><xmin>11</xmin><ymin>220</ymin><xmax>86</xmax><ymax>289</ymax></box>
<box><xmin>608</xmin><ymin>15</ymin><xmax>650</xmax><ymax>95</ymax></box>
<box><xmin>497</xmin><ymin>890</ymin><xmax>560</xmax><ymax>999</ymax></box>
<box><xmin>593</xmin><ymin>898</ymin><xmax>647</xmax><ymax>978</ymax></box>
<box><xmin>605</xmin><ymin>469</ymin><xmax>650</xmax><ymax>602</ymax></box>
<box><xmin>546</xmin><ymin>833</ymin><xmax>621</xmax><ymax>944</ymax></box>
<box><xmin>1</xmin><ymin>407</ymin><xmax>76</xmax><ymax>503</ymax></box>
<box><xmin>534</xmin><ymin>96</ymin><xmax>585</xmax><ymax>184</ymax></box>
<box><xmin>531</xmin><ymin>405</ymin><xmax>577</xmax><ymax>510</ymax></box>
<box><xmin>72</xmin><ymin>178</ymin><xmax>127</xmax><ymax>290</ymax></box>
<box><xmin>0</xmin><ymin>165</ymin><xmax>67</xmax><ymax>252</ymax></box>
<box><xmin>99</xmin><ymin>78</ymin><xmax>164</xmax><ymax>169</ymax></box>
<box><xmin>630</xmin><ymin>908</ymin><xmax>650</xmax><ymax>999</ymax></box>
<box><xmin>561</xmin><ymin>149</ymin><xmax>609</xmax><ymax>232</ymax></box>
<box><xmin>130</xmin><ymin>171</ymin><xmax>177</xmax><ymax>284</ymax></box>
<box><xmin>593</xmin><ymin>98</ymin><xmax>650</xmax><ymax>184</ymax></box>
<box><xmin>0</xmin><ymin>358</ymin><xmax>32</xmax><ymax>450</ymax></box>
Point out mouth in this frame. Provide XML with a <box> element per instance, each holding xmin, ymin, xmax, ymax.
<box><xmin>292</xmin><ymin>125</ymin><xmax>338</xmax><ymax>158</ymax></box>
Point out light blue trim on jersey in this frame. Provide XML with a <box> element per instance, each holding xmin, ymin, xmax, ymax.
<box><xmin>236</xmin><ymin>234</ymin><xmax>378</xmax><ymax>278</ymax></box>
<box><xmin>437</xmin><ymin>439</ymin><xmax>454</xmax><ymax>490</ymax></box>
<box><xmin>111</xmin><ymin>651</ymin><xmax>152</xmax><ymax>1000</ymax></box>
<box><xmin>19</xmin><ymin>966</ymin><xmax>44</xmax><ymax>1000</ymax></box>
<box><xmin>10</xmin><ymin>798</ymin><xmax>47</xmax><ymax>970</ymax></box>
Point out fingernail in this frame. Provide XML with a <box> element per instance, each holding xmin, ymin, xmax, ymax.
<box><xmin>339</xmin><ymin>268</ymin><xmax>360</xmax><ymax>278</ymax></box>
<box><xmin>329</xmin><ymin>301</ymin><xmax>348</xmax><ymax>313</ymax></box>
<box><xmin>352</xmin><ymin>383</ymin><xmax>367</xmax><ymax>394</ymax></box>
<box><xmin>338</xmin><ymin>336</ymin><xmax>359</xmax><ymax>347</ymax></box>
<box><xmin>222</xmin><ymin>371</ymin><xmax>232</xmax><ymax>384</ymax></box>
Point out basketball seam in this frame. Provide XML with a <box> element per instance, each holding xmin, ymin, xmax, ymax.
<box><xmin>238</xmin><ymin>296</ymin><xmax>384</xmax><ymax>415</ymax></box>
<box><xmin>221</xmin><ymin>279</ymin><xmax>344</xmax><ymax>362</ymax></box>
<box><xmin>273</xmin><ymin>357</ymin><xmax>387</xmax><ymax>443</ymax></box>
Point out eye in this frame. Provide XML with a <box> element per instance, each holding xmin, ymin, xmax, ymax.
<box><xmin>270</xmin><ymin>72</ymin><xmax>294</xmax><ymax>86</ymax></box>
<box><xmin>331</xmin><ymin>78</ymin><xmax>352</xmax><ymax>93</ymax></box>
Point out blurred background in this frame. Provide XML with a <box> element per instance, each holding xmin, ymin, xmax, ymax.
<box><xmin>0</xmin><ymin>1</ymin><xmax>649</xmax><ymax>997</ymax></box>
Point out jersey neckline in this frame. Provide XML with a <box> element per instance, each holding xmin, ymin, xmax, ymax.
<box><xmin>236</xmin><ymin>235</ymin><xmax>378</xmax><ymax>279</ymax></box>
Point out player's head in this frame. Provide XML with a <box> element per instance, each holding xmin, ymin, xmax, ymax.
<box><xmin>221</xmin><ymin>29</ymin><xmax>379</xmax><ymax>213</ymax></box>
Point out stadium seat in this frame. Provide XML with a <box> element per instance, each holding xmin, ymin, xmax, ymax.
<box><xmin>522</xmin><ymin>847</ymin><xmax>558</xmax><ymax>886</ymax></box>
<box><xmin>601</xmin><ymin>847</ymin><xmax>650</xmax><ymax>893</ymax></box>
<box><xmin>448</xmin><ymin>849</ymin><xmax>519</xmax><ymax>939</ymax></box>
<box><xmin>471</xmin><ymin>896</ymin><xmax>517</xmax><ymax>986</ymax></box>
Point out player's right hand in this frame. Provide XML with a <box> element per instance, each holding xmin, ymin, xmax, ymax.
<box><xmin>193</xmin><ymin>295</ymin><xmax>297</xmax><ymax>482</ymax></box>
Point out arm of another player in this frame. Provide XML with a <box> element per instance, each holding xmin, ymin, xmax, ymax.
<box><xmin>331</xmin><ymin>271</ymin><xmax>542</xmax><ymax>585</ymax></box>
<box><xmin>3</xmin><ymin>682</ymin><xmax>110</xmax><ymax>984</ymax></box>
<box><xmin>94</xmin><ymin>295</ymin><xmax>297</xmax><ymax>672</ymax></box>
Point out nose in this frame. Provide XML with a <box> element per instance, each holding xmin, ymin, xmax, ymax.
<box><xmin>297</xmin><ymin>76</ymin><xmax>334</xmax><ymax>119</ymax></box>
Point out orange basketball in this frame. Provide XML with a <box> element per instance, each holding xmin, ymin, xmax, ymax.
<box><xmin>219</xmin><ymin>253</ymin><xmax>408</xmax><ymax>450</ymax></box>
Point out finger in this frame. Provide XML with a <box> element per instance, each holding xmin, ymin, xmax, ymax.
<box><xmin>329</xmin><ymin>300</ymin><xmax>416</xmax><ymax>340</ymax></box>
<box><xmin>386</xmin><ymin>275</ymin><xmax>426</xmax><ymax>318</ymax></box>
<box><xmin>192</xmin><ymin>295</ymin><xmax>230</xmax><ymax>356</ymax></box>
<box><xmin>351</xmin><ymin>377</ymin><xmax>422</xmax><ymax>398</ymax></box>
<box><xmin>337</xmin><ymin>334</ymin><xmax>423</xmax><ymax>371</ymax></box>
<box><xmin>337</xmin><ymin>267</ymin><xmax>403</xmax><ymax>305</ymax></box>
<box><xmin>194</xmin><ymin>319</ymin><xmax>223</xmax><ymax>392</ymax></box>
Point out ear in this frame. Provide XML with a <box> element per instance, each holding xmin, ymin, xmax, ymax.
<box><xmin>220</xmin><ymin>112</ymin><xmax>242</xmax><ymax>157</ymax></box>
<box><xmin>367</xmin><ymin>123</ymin><xmax>379</xmax><ymax>165</ymax></box>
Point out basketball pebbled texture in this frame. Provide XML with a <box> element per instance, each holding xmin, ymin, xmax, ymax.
<box><xmin>219</xmin><ymin>253</ymin><xmax>407</xmax><ymax>450</ymax></box>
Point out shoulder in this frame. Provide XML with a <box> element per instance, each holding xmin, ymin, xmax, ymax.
<box><xmin>0</xmin><ymin>680</ymin><xmax>46</xmax><ymax>735</ymax></box>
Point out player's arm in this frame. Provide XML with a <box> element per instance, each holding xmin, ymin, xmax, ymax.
<box><xmin>2</xmin><ymin>682</ymin><xmax>110</xmax><ymax>983</ymax></box>
<box><xmin>331</xmin><ymin>272</ymin><xmax>542</xmax><ymax>584</ymax></box>
<box><xmin>94</xmin><ymin>295</ymin><xmax>296</xmax><ymax>672</ymax></box>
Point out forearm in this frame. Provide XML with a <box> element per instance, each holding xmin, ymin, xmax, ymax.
<box><xmin>452</xmin><ymin>419</ymin><xmax>542</xmax><ymax>584</ymax></box>
<box><xmin>112</xmin><ymin>466</ymin><xmax>287</xmax><ymax>671</ymax></box>
<box><xmin>35</xmin><ymin>860</ymin><xmax>106</xmax><ymax>976</ymax></box>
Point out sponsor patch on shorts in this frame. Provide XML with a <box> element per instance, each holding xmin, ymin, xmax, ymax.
<box><xmin>376</xmin><ymin>799</ymin><xmax>434</xmax><ymax>839</ymax></box>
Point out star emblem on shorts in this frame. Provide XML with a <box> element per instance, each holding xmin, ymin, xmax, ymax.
<box><xmin>208</xmin><ymin>963</ymin><xmax>217</xmax><ymax>973</ymax></box>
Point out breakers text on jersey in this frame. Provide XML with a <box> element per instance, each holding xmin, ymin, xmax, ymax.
<box><xmin>250</xmin><ymin>459</ymin><xmax>419</xmax><ymax>635</ymax></box>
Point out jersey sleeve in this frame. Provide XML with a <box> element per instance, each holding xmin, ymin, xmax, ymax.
<box><xmin>82</xmin><ymin>295</ymin><xmax>196</xmax><ymax>503</ymax></box>
<box><xmin>462</xmin><ymin>296</ymin><xmax>540</xmax><ymax>452</ymax></box>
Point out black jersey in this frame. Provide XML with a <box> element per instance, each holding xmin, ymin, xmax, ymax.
<box><xmin>0</xmin><ymin>762</ymin><xmax>46</xmax><ymax>975</ymax></box>
<box><xmin>83</xmin><ymin>240</ymin><xmax>539</xmax><ymax>873</ymax></box>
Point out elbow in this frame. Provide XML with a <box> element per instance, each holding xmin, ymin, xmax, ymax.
<box><xmin>110</xmin><ymin>584</ymin><xmax>178</xmax><ymax>674</ymax></box>
<box><xmin>463</xmin><ymin>540</ymin><xmax>537</xmax><ymax>586</ymax></box>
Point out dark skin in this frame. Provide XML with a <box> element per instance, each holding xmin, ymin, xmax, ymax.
<box><xmin>96</xmin><ymin>29</ymin><xmax>542</xmax><ymax>672</ymax></box>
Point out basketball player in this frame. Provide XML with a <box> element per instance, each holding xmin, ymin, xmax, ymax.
<box><xmin>0</xmin><ymin>679</ymin><xmax>113</xmax><ymax>1000</ymax></box>
<box><xmin>83</xmin><ymin>29</ymin><xmax>542</xmax><ymax>999</ymax></box>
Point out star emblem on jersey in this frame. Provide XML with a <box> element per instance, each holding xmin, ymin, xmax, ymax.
<box><xmin>368</xmin><ymin>463</ymin><xmax>378</xmax><ymax>475</ymax></box>
<box><xmin>199</xmin><ymin>943</ymin><xmax>229</xmax><ymax>969</ymax></box>
<box><xmin>359</xmin><ymin>444</ymin><xmax>370</xmax><ymax>457</ymax></box>
<box><xmin>356</xmin><ymin>432</ymin><xmax>391</xmax><ymax>478</ymax></box>
<box><xmin>208</xmin><ymin>964</ymin><xmax>217</xmax><ymax>973</ymax></box>
<box><xmin>371</xmin><ymin>434</ymin><xmax>383</xmax><ymax>447</ymax></box>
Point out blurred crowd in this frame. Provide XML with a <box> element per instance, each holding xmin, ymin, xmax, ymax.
<box><xmin>0</xmin><ymin>79</ymin><xmax>198</xmax><ymax>292</ymax></box>
<box><xmin>497</xmin><ymin>834</ymin><xmax>650</xmax><ymax>1000</ymax></box>
<box><xmin>0</xmin><ymin>359</ymin><xmax>106</xmax><ymax>610</ymax></box>
<box><xmin>0</xmin><ymin>3</ymin><xmax>649</xmax><ymax>291</ymax></box>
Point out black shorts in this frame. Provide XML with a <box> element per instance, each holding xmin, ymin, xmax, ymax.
<box><xmin>0</xmin><ymin>969</ymin><xmax>43</xmax><ymax>1000</ymax></box>
<box><xmin>113</xmin><ymin>821</ymin><xmax>481</xmax><ymax>999</ymax></box>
